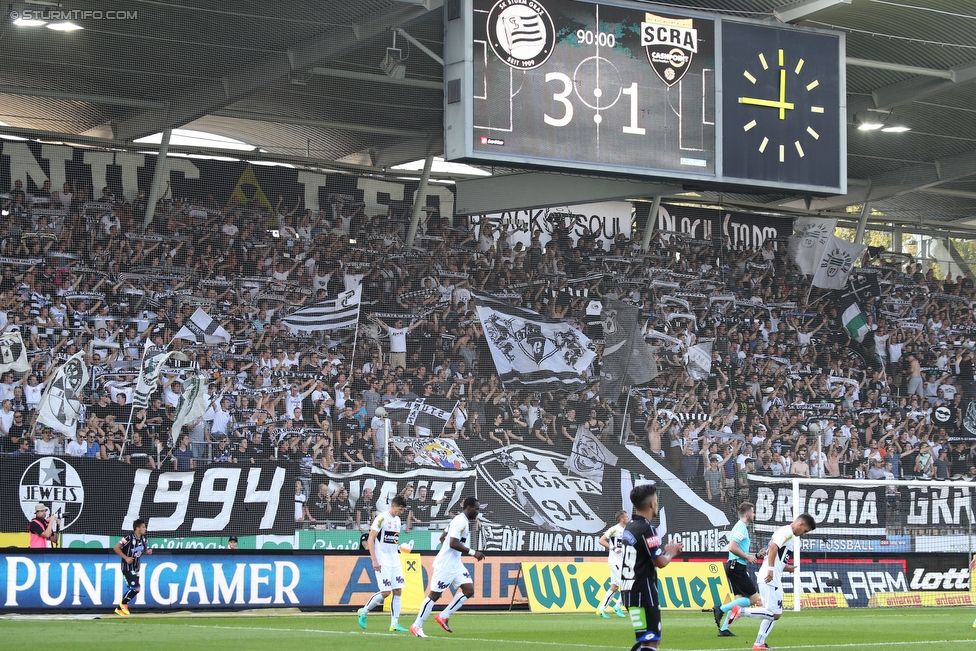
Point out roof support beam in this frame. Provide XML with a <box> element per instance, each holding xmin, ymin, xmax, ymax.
<box><xmin>0</xmin><ymin>86</ymin><xmax>167</xmax><ymax>109</ymax></box>
<box><xmin>310</xmin><ymin>67</ymin><xmax>442</xmax><ymax>89</ymax></box>
<box><xmin>848</xmin><ymin>58</ymin><xmax>976</xmax><ymax>121</ymax></box>
<box><xmin>773</xmin><ymin>0</ymin><xmax>850</xmax><ymax>23</ymax></box>
<box><xmin>113</xmin><ymin>4</ymin><xmax>435</xmax><ymax>142</ymax></box>
<box><xmin>211</xmin><ymin>109</ymin><xmax>424</xmax><ymax>139</ymax></box>
<box><xmin>777</xmin><ymin>146</ymin><xmax>976</xmax><ymax>211</ymax></box>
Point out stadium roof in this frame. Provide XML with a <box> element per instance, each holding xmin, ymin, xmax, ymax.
<box><xmin>2</xmin><ymin>0</ymin><xmax>976</xmax><ymax>228</ymax></box>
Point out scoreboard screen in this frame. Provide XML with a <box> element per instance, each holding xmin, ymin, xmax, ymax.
<box><xmin>444</xmin><ymin>0</ymin><xmax>846</xmax><ymax>196</ymax></box>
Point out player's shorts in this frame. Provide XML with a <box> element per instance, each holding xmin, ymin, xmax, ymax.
<box><xmin>430</xmin><ymin>560</ymin><xmax>472</xmax><ymax>593</ymax></box>
<box><xmin>724</xmin><ymin>559</ymin><xmax>758</xmax><ymax>597</ymax></box>
<box><xmin>375</xmin><ymin>562</ymin><xmax>405</xmax><ymax>591</ymax></box>
<box><xmin>758</xmin><ymin>581</ymin><xmax>784</xmax><ymax>615</ymax></box>
<box><xmin>122</xmin><ymin>568</ymin><xmax>141</xmax><ymax>589</ymax></box>
<box><xmin>623</xmin><ymin>586</ymin><xmax>662</xmax><ymax>643</ymax></box>
<box><xmin>609</xmin><ymin>561</ymin><xmax>622</xmax><ymax>586</ymax></box>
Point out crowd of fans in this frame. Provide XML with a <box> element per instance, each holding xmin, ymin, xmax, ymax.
<box><xmin>4</xmin><ymin>173</ymin><xmax>976</xmax><ymax>530</ymax></box>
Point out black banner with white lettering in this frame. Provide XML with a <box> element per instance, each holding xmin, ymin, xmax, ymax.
<box><xmin>750</xmin><ymin>478</ymin><xmax>889</xmax><ymax>536</ymax></box>
<box><xmin>0</xmin><ymin>140</ymin><xmax>454</xmax><ymax>219</ymax></box>
<box><xmin>3</xmin><ymin>456</ymin><xmax>296</xmax><ymax>537</ymax></box>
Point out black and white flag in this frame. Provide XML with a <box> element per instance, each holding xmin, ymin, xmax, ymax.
<box><xmin>171</xmin><ymin>374</ymin><xmax>209</xmax><ymax>443</ymax></box>
<box><xmin>0</xmin><ymin>330</ymin><xmax>30</xmax><ymax>373</ymax></box>
<box><xmin>281</xmin><ymin>286</ymin><xmax>361</xmax><ymax>332</ymax></box>
<box><xmin>383</xmin><ymin>397</ymin><xmax>459</xmax><ymax>437</ymax></box>
<box><xmin>599</xmin><ymin>299</ymin><xmax>646</xmax><ymax>397</ymax></box>
<box><xmin>37</xmin><ymin>352</ymin><xmax>89</xmax><ymax>436</ymax></box>
<box><xmin>132</xmin><ymin>340</ymin><xmax>186</xmax><ymax>409</ymax></box>
<box><xmin>474</xmin><ymin>294</ymin><xmax>596</xmax><ymax>390</ymax></box>
<box><xmin>175</xmin><ymin>308</ymin><xmax>232</xmax><ymax>344</ymax></box>
<box><xmin>564</xmin><ymin>425</ymin><xmax>618</xmax><ymax>482</ymax></box>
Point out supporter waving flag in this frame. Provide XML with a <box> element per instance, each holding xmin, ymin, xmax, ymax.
<box><xmin>474</xmin><ymin>293</ymin><xmax>596</xmax><ymax>390</ymax></box>
<box><xmin>132</xmin><ymin>340</ymin><xmax>186</xmax><ymax>409</ymax></box>
<box><xmin>281</xmin><ymin>286</ymin><xmax>361</xmax><ymax>332</ymax></box>
<box><xmin>37</xmin><ymin>352</ymin><xmax>89</xmax><ymax>437</ymax></box>
<box><xmin>176</xmin><ymin>308</ymin><xmax>232</xmax><ymax>344</ymax></box>
<box><xmin>171</xmin><ymin>374</ymin><xmax>208</xmax><ymax>443</ymax></box>
<box><xmin>0</xmin><ymin>329</ymin><xmax>30</xmax><ymax>373</ymax></box>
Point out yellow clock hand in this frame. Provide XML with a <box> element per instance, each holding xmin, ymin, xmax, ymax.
<box><xmin>739</xmin><ymin>97</ymin><xmax>795</xmax><ymax>111</ymax></box>
<box><xmin>779</xmin><ymin>68</ymin><xmax>788</xmax><ymax>120</ymax></box>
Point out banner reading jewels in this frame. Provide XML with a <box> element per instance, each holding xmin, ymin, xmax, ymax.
<box><xmin>2</xmin><ymin>456</ymin><xmax>296</xmax><ymax>537</ymax></box>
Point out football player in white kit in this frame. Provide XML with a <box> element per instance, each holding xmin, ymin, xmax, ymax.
<box><xmin>358</xmin><ymin>495</ymin><xmax>409</xmax><ymax>632</ymax></box>
<box><xmin>595</xmin><ymin>509</ymin><xmax>629</xmax><ymax>618</ymax></box>
<box><xmin>410</xmin><ymin>497</ymin><xmax>485</xmax><ymax>637</ymax></box>
<box><xmin>727</xmin><ymin>513</ymin><xmax>816</xmax><ymax>651</ymax></box>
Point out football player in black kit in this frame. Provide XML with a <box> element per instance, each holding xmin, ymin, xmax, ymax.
<box><xmin>113</xmin><ymin>518</ymin><xmax>152</xmax><ymax>616</ymax></box>
<box><xmin>620</xmin><ymin>482</ymin><xmax>683</xmax><ymax>651</ymax></box>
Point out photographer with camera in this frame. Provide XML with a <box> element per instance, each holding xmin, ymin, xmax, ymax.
<box><xmin>28</xmin><ymin>503</ymin><xmax>59</xmax><ymax>548</ymax></box>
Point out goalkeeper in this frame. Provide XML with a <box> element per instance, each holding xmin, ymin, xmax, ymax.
<box><xmin>712</xmin><ymin>502</ymin><xmax>765</xmax><ymax>637</ymax></box>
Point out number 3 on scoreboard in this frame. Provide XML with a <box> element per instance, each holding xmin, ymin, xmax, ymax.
<box><xmin>619</xmin><ymin>545</ymin><xmax>637</xmax><ymax>591</ymax></box>
<box><xmin>544</xmin><ymin>72</ymin><xmax>573</xmax><ymax>127</ymax></box>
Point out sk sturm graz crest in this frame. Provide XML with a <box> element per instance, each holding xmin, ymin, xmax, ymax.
<box><xmin>484</xmin><ymin>313</ymin><xmax>587</xmax><ymax>368</ymax></box>
<box><xmin>486</xmin><ymin>0</ymin><xmax>555</xmax><ymax>70</ymax></box>
<box><xmin>641</xmin><ymin>13</ymin><xmax>698</xmax><ymax>87</ymax></box>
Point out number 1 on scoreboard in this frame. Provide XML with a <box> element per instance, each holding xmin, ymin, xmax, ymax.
<box><xmin>621</xmin><ymin>83</ymin><xmax>645</xmax><ymax>135</ymax></box>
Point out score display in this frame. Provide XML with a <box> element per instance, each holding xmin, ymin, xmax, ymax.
<box><xmin>443</xmin><ymin>0</ymin><xmax>845</xmax><ymax>196</ymax></box>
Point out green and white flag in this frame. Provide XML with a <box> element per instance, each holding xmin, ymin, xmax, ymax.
<box><xmin>171</xmin><ymin>374</ymin><xmax>208</xmax><ymax>443</ymax></box>
<box><xmin>841</xmin><ymin>297</ymin><xmax>869</xmax><ymax>342</ymax></box>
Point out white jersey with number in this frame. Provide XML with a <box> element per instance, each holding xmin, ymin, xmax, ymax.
<box><xmin>758</xmin><ymin>524</ymin><xmax>795</xmax><ymax>588</ymax></box>
<box><xmin>370</xmin><ymin>510</ymin><xmax>402</xmax><ymax>566</ymax></box>
<box><xmin>603</xmin><ymin>523</ymin><xmax>626</xmax><ymax>568</ymax></box>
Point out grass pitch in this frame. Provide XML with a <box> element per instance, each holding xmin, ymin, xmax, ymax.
<box><xmin>0</xmin><ymin>609</ymin><xmax>974</xmax><ymax>650</ymax></box>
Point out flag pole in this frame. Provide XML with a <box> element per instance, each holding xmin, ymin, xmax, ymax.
<box><xmin>619</xmin><ymin>387</ymin><xmax>633</xmax><ymax>444</ymax></box>
<box><xmin>349</xmin><ymin>289</ymin><xmax>364</xmax><ymax>374</ymax></box>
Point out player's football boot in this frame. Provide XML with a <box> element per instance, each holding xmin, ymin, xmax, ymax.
<box><xmin>358</xmin><ymin>608</ymin><xmax>368</xmax><ymax>629</ymax></box>
<box><xmin>712</xmin><ymin>605</ymin><xmax>723</xmax><ymax>628</ymax></box>
<box><xmin>390</xmin><ymin>624</ymin><xmax>409</xmax><ymax>632</ymax></box>
<box><xmin>718</xmin><ymin>629</ymin><xmax>736</xmax><ymax>637</ymax></box>
<box><xmin>434</xmin><ymin>614</ymin><xmax>453</xmax><ymax>632</ymax></box>
<box><xmin>753</xmin><ymin>644</ymin><xmax>772</xmax><ymax>650</ymax></box>
<box><xmin>410</xmin><ymin>625</ymin><xmax>427</xmax><ymax>638</ymax></box>
<box><xmin>115</xmin><ymin>603</ymin><xmax>130</xmax><ymax>617</ymax></box>
<box><xmin>614</xmin><ymin>606</ymin><xmax>626</xmax><ymax>618</ymax></box>
<box><xmin>597</xmin><ymin>608</ymin><xmax>610</xmax><ymax>618</ymax></box>
<box><xmin>728</xmin><ymin>604</ymin><xmax>742</xmax><ymax>625</ymax></box>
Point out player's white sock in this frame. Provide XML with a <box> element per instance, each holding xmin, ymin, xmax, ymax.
<box><xmin>413</xmin><ymin>597</ymin><xmax>435</xmax><ymax>627</ymax></box>
<box><xmin>441</xmin><ymin>592</ymin><xmax>468</xmax><ymax>618</ymax></box>
<box><xmin>598</xmin><ymin>589</ymin><xmax>615</xmax><ymax>612</ymax></box>
<box><xmin>742</xmin><ymin>607</ymin><xmax>776</xmax><ymax>621</ymax></box>
<box><xmin>390</xmin><ymin>595</ymin><xmax>401</xmax><ymax>626</ymax></box>
<box><xmin>363</xmin><ymin>592</ymin><xmax>385</xmax><ymax>613</ymax></box>
<box><xmin>756</xmin><ymin>618</ymin><xmax>776</xmax><ymax>645</ymax></box>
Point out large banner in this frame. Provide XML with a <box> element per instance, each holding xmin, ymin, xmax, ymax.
<box><xmin>2</xmin><ymin>457</ymin><xmax>296</xmax><ymax>537</ymax></box>
<box><xmin>655</xmin><ymin>203</ymin><xmax>788</xmax><ymax>250</ymax></box>
<box><xmin>522</xmin><ymin>560</ymin><xmax>728</xmax><ymax>612</ymax></box>
<box><xmin>750</xmin><ymin>477</ymin><xmax>888</xmax><ymax>536</ymax></box>
<box><xmin>469</xmin><ymin>202</ymin><xmax>633</xmax><ymax>251</ymax></box>
<box><xmin>475</xmin><ymin>444</ymin><xmax>732</xmax><ymax>554</ymax></box>
<box><xmin>0</xmin><ymin>552</ymin><xmax>323</xmax><ymax>609</ymax></box>
<box><xmin>0</xmin><ymin>140</ymin><xmax>455</xmax><ymax>219</ymax></box>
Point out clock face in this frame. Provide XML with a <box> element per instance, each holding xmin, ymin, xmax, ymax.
<box><xmin>721</xmin><ymin>21</ymin><xmax>842</xmax><ymax>190</ymax></box>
